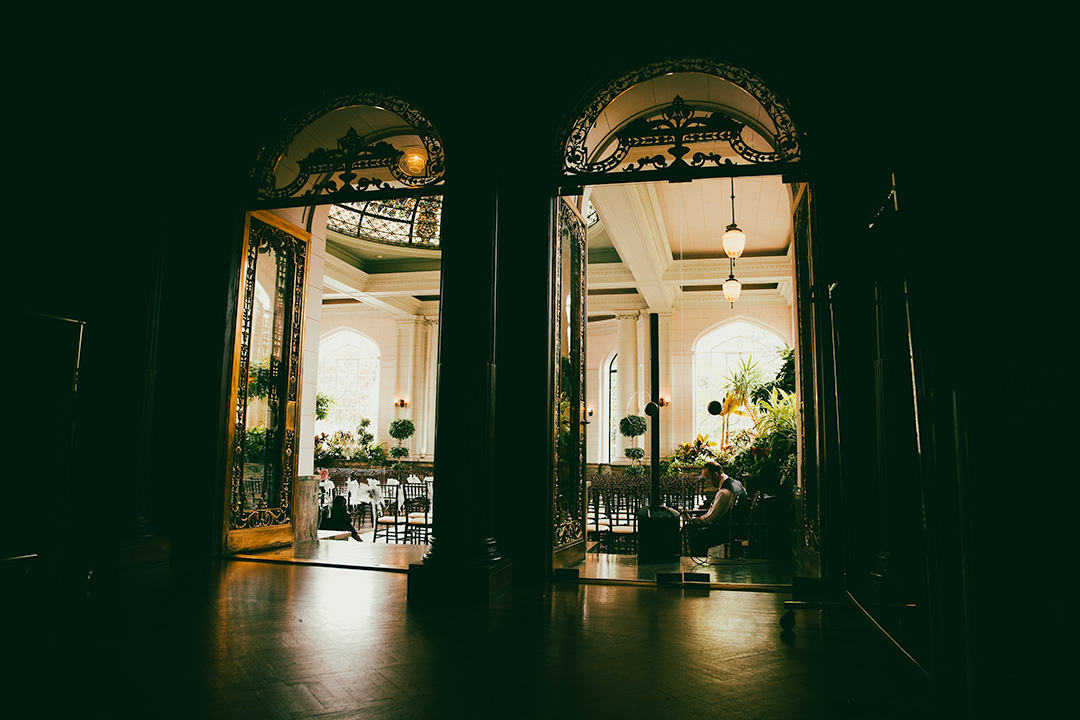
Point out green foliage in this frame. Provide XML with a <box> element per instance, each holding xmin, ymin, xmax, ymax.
<box><xmin>726</xmin><ymin>390</ymin><xmax>797</xmax><ymax>495</ymax></box>
<box><xmin>673</xmin><ymin>433</ymin><xmax>717</xmax><ymax>464</ymax></box>
<box><xmin>388</xmin><ymin>418</ymin><xmax>416</xmax><ymax>442</ymax></box>
<box><xmin>619</xmin><ymin>415</ymin><xmax>648</xmax><ymax>438</ymax></box>
<box><xmin>720</xmin><ymin>351</ymin><xmax>799</xmax><ymax>496</ymax></box>
<box><xmin>663</xmin><ymin>433</ymin><xmax>719</xmax><ymax>477</ymax></box>
<box><xmin>245</xmin><ymin>425</ymin><xmax>267</xmax><ymax>459</ymax></box>
<box><xmin>624</xmin><ymin>446</ymin><xmax>645</xmax><ymax>461</ymax></box>
<box><xmin>313</xmin><ymin>418</ymin><xmax>386</xmax><ymax>466</ymax></box>
<box><xmin>366</xmin><ymin>443</ymin><xmax>389</xmax><ymax>467</ymax></box>
<box><xmin>315</xmin><ymin>392</ymin><xmax>334</xmax><ymax>421</ymax></box>
<box><xmin>246</xmin><ymin>361</ymin><xmax>273</xmax><ymax>401</ymax></box>
<box><xmin>752</xmin><ymin>346</ymin><xmax>796</xmax><ymax>405</ymax></box>
<box><xmin>388</xmin><ymin>445</ymin><xmax>409</xmax><ymax>459</ymax></box>
<box><xmin>624</xmin><ymin>464</ymin><xmax>647</xmax><ymax>479</ymax></box>
<box><xmin>722</xmin><ymin>357</ymin><xmax>765</xmax><ymax>424</ymax></box>
<box><xmin>755</xmin><ymin>388</ymin><xmax>797</xmax><ymax>439</ymax></box>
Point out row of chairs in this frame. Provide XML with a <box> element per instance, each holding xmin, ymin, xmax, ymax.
<box><xmin>373</xmin><ymin>482</ymin><xmax>432</xmax><ymax>544</ymax></box>
<box><xmin>586</xmin><ymin>483</ymin><xmax>765</xmax><ymax>558</ymax></box>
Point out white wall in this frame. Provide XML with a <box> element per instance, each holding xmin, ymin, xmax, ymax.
<box><xmin>318</xmin><ymin>308</ymin><xmax>437</xmax><ymax>456</ymax></box>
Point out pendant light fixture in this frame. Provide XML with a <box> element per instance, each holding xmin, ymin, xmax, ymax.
<box><xmin>723</xmin><ymin>272</ymin><xmax>742</xmax><ymax>304</ymax></box>
<box><xmin>721</xmin><ymin>176</ymin><xmax>744</xmax><ymax>307</ymax></box>
<box><xmin>722</xmin><ymin>176</ymin><xmax>746</xmax><ymax>259</ymax></box>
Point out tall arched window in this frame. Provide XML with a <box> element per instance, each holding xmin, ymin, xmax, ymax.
<box><xmin>694</xmin><ymin>321</ymin><xmax>786</xmax><ymax>441</ymax></box>
<box><xmin>317</xmin><ymin>330</ymin><xmax>380</xmax><ymax>435</ymax></box>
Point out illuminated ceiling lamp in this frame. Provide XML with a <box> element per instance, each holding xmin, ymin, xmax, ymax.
<box><xmin>722</xmin><ymin>177</ymin><xmax>746</xmax><ymax>260</ymax></box>
<box><xmin>401</xmin><ymin>145</ymin><xmax>428</xmax><ymax>176</ymax></box>
<box><xmin>721</xmin><ymin>176</ymin><xmax>745</xmax><ymax>307</ymax></box>
<box><xmin>723</xmin><ymin>272</ymin><xmax>742</xmax><ymax>304</ymax></box>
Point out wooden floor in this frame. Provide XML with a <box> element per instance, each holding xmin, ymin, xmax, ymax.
<box><xmin>23</xmin><ymin>560</ymin><xmax>937</xmax><ymax>719</ymax></box>
<box><xmin>237</xmin><ymin>536</ymin><xmax>796</xmax><ymax>588</ymax></box>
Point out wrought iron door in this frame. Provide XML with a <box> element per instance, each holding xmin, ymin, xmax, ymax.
<box><xmin>225</xmin><ymin>211</ymin><xmax>309</xmax><ymax>551</ymax></box>
<box><xmin>553</xmin><ymin>198</ymin><xmax>587</xmax><ymax>566</ymax></box>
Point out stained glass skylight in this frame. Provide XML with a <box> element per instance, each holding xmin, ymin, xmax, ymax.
<box><xmin>327</xmin><ymin>196</ymin><xmax>442</xmax><ymax>248</ymax></box>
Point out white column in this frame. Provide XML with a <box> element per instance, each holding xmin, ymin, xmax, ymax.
<box><xmin>616</xmin><ymin>312</ymin><xmax>640</xmax><ymax>462</ymax></box>
<box><xmin>394</xmin><ymin>317</ymin><xmax>426</xmax><ymax>456</ymax></box>
<box><xmin>296</xmin><ymin>205</ymin><xmax>328</xmax><ymax>477</ymax></box>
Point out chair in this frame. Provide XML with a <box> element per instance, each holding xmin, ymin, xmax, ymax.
<box><xmin>684</xmin><ymin>490</ymin><xmax>760</xmax><ymax>562</ymax></box>
<box><xmin>585</xmin><ymin>476</ymin><xmax>610</xmax><ymax>551</ymax></box>
<box><xmin>401</xmin><ymin>483</ymin><xmax>432</xmax><ymax>544</ymax></box>
<box><xmin>373</xmin><ymin>483</ymin><xmax>404</xmax><ymax>543</ymax></box>
<box><xmin>607</xmin><ymin>484</ymin><xmax>646</xmax><ymax>554</ymax></box>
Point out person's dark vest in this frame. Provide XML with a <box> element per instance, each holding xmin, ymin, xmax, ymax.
<box><xmin>721</xmin><ymin>476</ymin><xmax>749</xmax><ymax>523</ymax></box>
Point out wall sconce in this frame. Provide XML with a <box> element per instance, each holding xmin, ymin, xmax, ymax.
<box><xmin>395</xmin><ymin>399</ymin><xmax>408</xmax><ymax>408</ymax></box>
<box><xmin>658</xmin><ymin>398</ymin><xmax>669</xmax><ymax>407</ymax></box>
<box><xmin>587</xmin><ymin>408</ymin><xmax>594</xmax><ymax>417</ymax></box>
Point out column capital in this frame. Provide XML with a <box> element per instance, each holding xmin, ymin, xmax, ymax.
<box><xmin>615</xmin><ymin>312</ymin><xmax>640</xmax><ymax>322</ymax></box>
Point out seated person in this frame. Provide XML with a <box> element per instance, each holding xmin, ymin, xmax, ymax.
<box><xmin>319</xmin><ymin>495</ymin><xmax>363</xmax><ymax>541</ymax></box>
<box><xmin>681</xmin><ymin>460</ymin><xmax>747</xmax><ymax>556</ymax></box>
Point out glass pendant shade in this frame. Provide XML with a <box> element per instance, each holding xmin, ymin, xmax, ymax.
<box><xmin>722</xmin><ymin>223</ymin><xmax>746</xmax><ymax>259</ymax></box>
<box><xmin>723</xmin><ymin>274</ymin><xmax>742</xmax><ymax>303</ymax></box>
<box><xmin>402</xmin><ymin>146</ymin><xmax>427</xmax><ymax>176</ymax></box>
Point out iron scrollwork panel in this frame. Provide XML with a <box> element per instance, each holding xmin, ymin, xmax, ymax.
<box><xmin>229</xmin><ymin>214</ymin><xmax>308</xmax><ymax>530</ymax></box>
<box><xmin>553</xmin><ymin>199</ymin><xmax>588</xmax><ymax>549</ymax></box>
<box><xmin>561</xmin><ymin>58</ymin><xmax>802</xmax><ymax>179</ymax></box>
<box><xmin>251</xmin><ymin>93</ymin><xmax>446</xmax><ymax>204</ymax></box>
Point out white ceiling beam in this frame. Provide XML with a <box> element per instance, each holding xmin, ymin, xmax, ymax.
<box><xmin>590</xmin><ymin>184</ymin><xmax>678</xmax><ymax>310</ymax></box>
<box><xmin>587</xmin><ymin>262</ymin><xmax>637</xmax><ymax>289</ymax></box>
<box><xmin>362</xmin><ymin>270</ymin><xmax>440</xmax><ymax>297</ymax></box>
<box><xmin>323</xmin><ymin>255</ymin><xmax>421</xmax><ymax>317</ymax></box>
<box><xmin>675</xmin><ymin>290</ymin><xmax>791</xmax><ymax>308</ymax></box>
<box><xmin>665</xmin><ymin>255</ymin><xmax>794</xmax><ymax>285</ymax></box>
<box><xmin>586</xmin><ymin>295</ymin><xmax>649</xmax><ymax>314</ymax></box>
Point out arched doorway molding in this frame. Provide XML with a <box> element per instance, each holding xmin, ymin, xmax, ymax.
<box><xmin>557</xmin><ymin>56</ymin><xmax>804</xmax><ymax>191</ymax></box>
<box><xmin>692</xmin><ymin>315</ymin><xmax>792</xmax><ymax>354</ymax></box>
<box><xmin>249</xmin><ymin>91</ymin><xmax>447</xmax><ymax>210</ymax></box>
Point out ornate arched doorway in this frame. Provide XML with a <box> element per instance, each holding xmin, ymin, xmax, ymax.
<box><xmin>225</xmin><ymin>93</ymin><xmax>446</xmax><ymax>554</ymax></box>
<box><xmin>550</xmin><ymin>57</ymin><xmax>816</xmax><ymax>582</ymax></box>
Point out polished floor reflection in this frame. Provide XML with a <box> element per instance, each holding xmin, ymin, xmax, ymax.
<box><xmin>38</xmin><ymin>561</ymin><xmax>934</xmax><ymax>719</ymax></box>
<box><xmin>240</xmin><ymin>538</ymin><xmax>796</xmax><ymax>588</ymax></box>
<box><xmin>235</xmin><ymin>539</ymin><xmax>426</xmax><ymax>572</ymax></box>
<box><xmin>575</xmin><ymin>552</ymin><xmax>798</xmax><ymax>587</ymax></box>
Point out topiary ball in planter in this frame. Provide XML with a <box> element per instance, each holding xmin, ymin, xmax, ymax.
<box><xmin>389</xmin><ymin>445</ymin><xmax>409</xmax><ymax>459</ymax></box>
<box><xmin>625</xmin><ymin>464</ymin><xmax>647</xmax><ymax>478</ymax></box>
<box><xmin>625</xmin><ymin>447</ymin><xmax>645</xmax><ymax>461</ymax></box>
<box><xmin>388</xmin><ymin>418</ymin><xmax>416</xmax><ymax>441</ymax></box>
<box><xmin>619</xmin><ymin>415</ymin><xmax>648</xmax><ymax>439</ymax></box>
